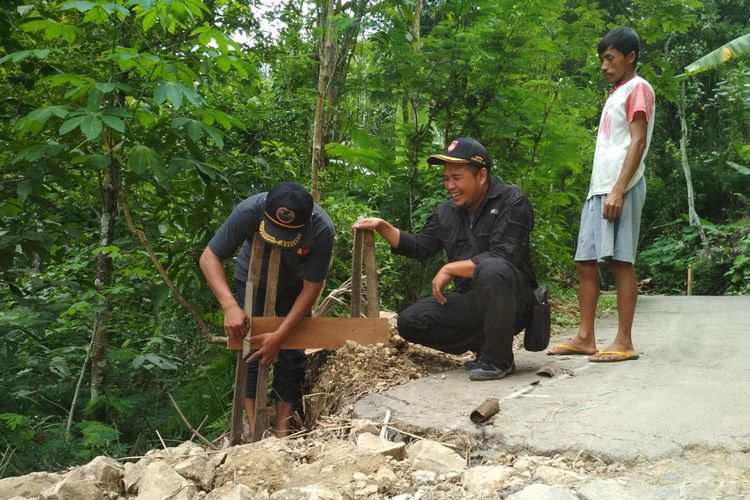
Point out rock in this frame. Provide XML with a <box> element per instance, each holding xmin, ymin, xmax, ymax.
<box><xmin>0</xmin><ymin>472</ymin><xmax>63</xmax><ymax>499</ymax></box>
<box><xmin>40</xmin><ymin>456</ymin><xmax>124</xmax><ymax>500</ymax></box>
<box><xmin>214</xmin><ymin>444</ymin><xmax>296</xmax><ymax>491</ymax></box>
<box><xmin>348</xmin><ymin>419</ymin><xmax>379</xmax><ymax>439</ymax></box>
<box><xmin>354</xmin><ymin>484</ymin><xmax>378</xmax><ymax>496</ymax></box>
<box><xmin>205</xmin><ymin>483</ymin><xmax>257</xmax><ymax>500</ymax></box>
<box><xmin>270</xmin><ymin>485</ymin><xmax>342</xmax><ymax>499</ymax></box>
<box><xmin>727</xmin><ymin>452</ymin><xmax>750</xmax><ymax>470</ymax></box>
<box><xmin>122</xmin><ymin>461</ymin><xmax>148</xmax><ymax>494</ymax></box>
<box><xmin>462</xmin><ymin>464</ymin><xmax>514</xmax><ymax>492</ymax></box>
<box><xmin>533</xmin><ymin>465</ymin><xmax>584</xmax><ymax>487</ymax></box>
<box><xmin>135</xmin><ymin>461</ymin><xmax>199</xmax><ymax>500</ymax></box>
<box><xmin>412</xmin><ymin>470</ymin><xmax>437</xmax><ymax>485</ymax></box>
<box><xmin>40</xmin><ymin>476</ymin><xmax>105</xmax><ymax>500</ymax></box>
<box><xmin>512</xmin><ymin>456</ymin><xmax>537</xmax><ymax>471</ymax></box>
<box><xmin>356</xmin><ymin>432</ymin><xmax>406</xmax><ymax>460</ymax></box>
<box><xmin>174</xmin><ymin>454</ymin><xmax>217</xmax><ymax>490</ymax></box>
<box><xmin>577</xmin><ymin>479</ymin><xmax>638</xmax><ymax>500</ymax></box>
<box><xmin>506</xmin><ymin>483</ymin><xmax>577</xmax><ymax>500</ymax></box>
<box><xmin>373</xmin><ymin>466</ymin><xmax>397</xmax><ymax>490</ymax></box>
<box><xmin>406</xmin><ymin>440</ymin><xmax>466</xmax><ymax>477</ymax></box>
<box><xmin>69</xmin><ymin>456</ymin><xmax>122</xmax><ymax>491</ymax></box>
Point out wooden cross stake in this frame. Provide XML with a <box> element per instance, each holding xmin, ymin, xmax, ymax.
<box><xmin>227</xmin><ymin>229</ymin><xmax>387</xmax><ymax>444</ymax></box>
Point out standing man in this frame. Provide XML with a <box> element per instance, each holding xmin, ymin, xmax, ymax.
<box><xmin>199</xmin><ymin>182</ymin><xmax>334</xmax><ymax>436</ymax></box>
<box><xmin>353</xmin><ymin>137</ymin><xmax>537</xmax><ymax>380</ymax></box>
<box><xmin>547</xmin><ymin>27</ymin><xmax>655</xmax><ymax>361</ymax></box>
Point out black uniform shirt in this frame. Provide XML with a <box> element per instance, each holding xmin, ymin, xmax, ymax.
<box><xmin>393</xmin><ymin>177</ymin><xmax>537</xmax><ymax>291</ymax></box>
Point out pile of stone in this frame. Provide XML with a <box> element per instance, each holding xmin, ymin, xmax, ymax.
<box><xmin>2</xmin><ymin>420</ymin><xmax>749</xmax><ymax>499</ymax></box>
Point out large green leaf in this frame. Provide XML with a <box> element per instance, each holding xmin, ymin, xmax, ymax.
<box><xmin>682</xmin><ymin>33</ymin><xmax>750</xmax><ymax>77</ymax></box>
<box><xmin>80</xmin><ymin>115</ymin><xmax>103</xmax><ymax>140</ymax></box>
<box><xmin>128</xmin><ymin>145</ymin><xmax>163</xmax><ymax>176</ymax></box>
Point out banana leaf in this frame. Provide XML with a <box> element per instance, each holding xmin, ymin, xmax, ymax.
<box><xmin>680</xmin><ymin>33</ymin><xmax>750</xmax><ymax>77</ymax></box>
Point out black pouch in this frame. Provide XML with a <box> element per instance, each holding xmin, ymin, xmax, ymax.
<box><xmin>524</xmin><ymin>284</ymin><xmax>550</xmax><ymax>351</ymax></box>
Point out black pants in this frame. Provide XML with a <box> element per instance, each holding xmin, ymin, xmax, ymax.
<box><xmin>396</xmin><ymin>257</ymin><xmax>532</xmax><ymax>368</ymax></box>
<box><xmin>235</xmin><ymin>280</ymin><xmax>307</xmax><ymax>404</ymax></box>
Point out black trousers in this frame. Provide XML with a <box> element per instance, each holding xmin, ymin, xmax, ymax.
<box><xmin>396</xmin><ymin>257</ymin><xmax>532</xmax><ymax>368</ymax></box>
<box><xmin>234</xmin><ymin>279</ymin><xmax>307</xmax><ymax>404</ymax></box>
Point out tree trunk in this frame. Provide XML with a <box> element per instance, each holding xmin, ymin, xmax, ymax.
<box><xmin>90</xmin><ymin>166</ymin><xmax>118</xmax><ymax>401</ymax></box>
<box><xmin>311</xmin><ymin>0</ymin><xmax>336</xmax><ymax>202</ymax></box>
<box><xmin>677</xmin><ymin>82</ymin><xmax>707</xmax><ymax>245</ymax></box>
<box><xmin>404</xmin><ymin>0</ymin><xmax>422</xmax><ymax>231</ymax></box>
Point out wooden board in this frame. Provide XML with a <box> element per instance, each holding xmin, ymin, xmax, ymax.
<box><xmin>227</xmin><ymin>317</ymin><xmax>389</xmax><ymax>351</ymax></box>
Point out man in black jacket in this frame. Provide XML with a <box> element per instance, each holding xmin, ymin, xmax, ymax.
<box><xmin>353</xmin><ymin>137</ymin><xmax>537</xmax><ymax>380</ymax></box>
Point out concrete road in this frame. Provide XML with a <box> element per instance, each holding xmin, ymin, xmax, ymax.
<box><xmin>353</xmin><ymin>296</ymin><xmax>750</xmax><ymax>462</ymax></box>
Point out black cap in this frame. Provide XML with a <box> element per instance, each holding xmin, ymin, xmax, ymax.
<box><xmin>259</xmin><ymin>182</ymin><xmax>313</xmax><ymax>248</ymax></box>
<box><xmin>426</xmin><ymin>137</ymin><xmax>492</xmax><ymax>171</ymax></box>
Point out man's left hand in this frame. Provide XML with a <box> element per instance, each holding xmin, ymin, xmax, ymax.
<box><xmin>247</xmin><ymin>332</ymin><xmax>283</xmax><ymax>366</ymax></box>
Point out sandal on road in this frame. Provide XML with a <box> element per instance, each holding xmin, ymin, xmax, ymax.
<box><xmin>589</xmin><ymin>351</ymin><xmax>640</xmax><ymax>362</ymax></box>
<box><xmin>546</xmin><ymin>343</ymin><xmax>595</xmax><ymax>356</ymax></box>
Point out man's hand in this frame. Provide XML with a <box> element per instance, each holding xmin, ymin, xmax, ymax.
<box><xmin>224</xmin><ymin>302</ymin><xmax>249</xmax><ymax>339</ymax></box>
<box><xmin>247</xmin><ymin>332</ymin><xmax>284</xmax><ymax>366</ymax></box>
<box><xmin>352</xmin><ymin>217</ymin><xmax>401</xmax><ymax>248</ymax></box>
<box><xmin>603</xmin><ymin>188</ymin><xmax>624</xmax><ymax>220</ymax></box>
<box><xmin>352</xmin><ymin>217</ymin><xmax>383</xmax><ymax>232</ymax></box>
<box><xmin>432</xmin><ymin>266</ymin><xmax>453</xmax><ymax>305</ymax></box>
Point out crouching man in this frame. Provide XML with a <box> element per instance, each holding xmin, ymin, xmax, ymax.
<box><xmin>353</xmin><ymin>138</ymin><xmax>538</xmax><ymax>380</ymax></box>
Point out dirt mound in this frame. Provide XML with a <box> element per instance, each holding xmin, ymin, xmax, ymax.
<box><xmin>304</xmin><ymin>325</ymin><xmax>466</xmax><ymax>427</ymax></box>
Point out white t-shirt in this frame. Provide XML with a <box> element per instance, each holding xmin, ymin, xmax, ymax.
<box><xmin>588</xmin><ymin>75</ymin><xmax>655</xmax><ymax>199</ymax></box>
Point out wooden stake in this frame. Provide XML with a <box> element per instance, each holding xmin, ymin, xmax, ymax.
<box><xmin>251</xmin><ymin>244</ymin><xmax>280</xmax><ymax>442</ymax></box>
<box><xmin>230</xmin><ymin>234</ymin><xmax>265</xmax><ymax>445</ymax></box>
<box><xmin>363</xmin><ymin>231</ymin><xmax>379</xmax><ymax>318</ymax></box>
<box><xmin>351</xmin><ymin>229</ymin><xmax>363</xmax><ymax>318</ymax></box>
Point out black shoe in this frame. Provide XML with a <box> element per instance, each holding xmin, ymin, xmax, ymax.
<box><xmin>462</xmin><ymin>353</ymin><xmax>481</xmax><ymax>370</ymax></box>
<box><xmin>469</xmin><ymin>359</ymin><xmax>516</xmax><ymax>381</ymax></box>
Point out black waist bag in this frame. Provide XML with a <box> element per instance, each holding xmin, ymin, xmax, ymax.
<box><xmin>524</xmin><ymin>284</ymin><xmax>550</xmax><ymax>351</ymax></box>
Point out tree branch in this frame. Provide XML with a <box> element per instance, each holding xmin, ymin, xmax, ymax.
<box><xmin>116</xmin><ymin>186</ymin><xmax>226</xmax><ymax>345</ymax></box>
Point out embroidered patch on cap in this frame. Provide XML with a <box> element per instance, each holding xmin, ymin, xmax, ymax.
<box><xmin>275</xmin><ymin>207</ymin><xmax>296</xmax><ymax>225</ymax></box>
<box><xmin>447</xmin><ymin>140</ymin><xmax>459</xmax><ymax>152</ymax></box>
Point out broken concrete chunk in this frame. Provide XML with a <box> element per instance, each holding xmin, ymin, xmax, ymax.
<box><xmin>356</xmin><ymin>432</ymin><xmax>406</xmax><ymax>460</ymax></box>
<box><xmin>406</xmin><ymin>439</ymin><xmax>466</xmax><ymax>476</ymax></box>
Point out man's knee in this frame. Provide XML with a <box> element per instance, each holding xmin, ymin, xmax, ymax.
<box><xmin>473</xmin><ymin>257</ymin><xmax>517</xmax><ymax>290</ymax></box>
<box><xmin>576</xmin><ymin>260</ymin><xmax>598</xmax><ymax>280</ymax></box>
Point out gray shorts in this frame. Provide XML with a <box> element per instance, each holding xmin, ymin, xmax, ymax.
<box><xmin>575</xmin><ymin>177</ymin><xmax>646</xmax><ymax>264</ymax></box>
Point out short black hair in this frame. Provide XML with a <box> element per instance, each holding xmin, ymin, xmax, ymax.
<box><xmin>598</xmin><ymin>27</ymin><xmax>640</xmax><ymax>66</ymax></box>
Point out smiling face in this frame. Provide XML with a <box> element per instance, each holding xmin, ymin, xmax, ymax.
<box><xmin>599</xmin><ymin>46</ymin><xmax>636</xmax><ymax>85</ymax></box>
<box><xmin>442</xmin><ymin>162</ymin><xmax>488</xmax><ymax>213</ymax></box>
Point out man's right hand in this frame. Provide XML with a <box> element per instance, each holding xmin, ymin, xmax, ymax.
<box><xmin>224</xmin><ymin>302</ymin><xmax>249</xmax><ymax>339</ymax></box>
<box><xmin>352</xmin><ymin>217</ymin><xmax>401</xmax><ymax>248</ymax></box>
<box><xmin>352</xmin><ymin>217</ymin><xmax>383</xmax><ymax>232</ymax></box>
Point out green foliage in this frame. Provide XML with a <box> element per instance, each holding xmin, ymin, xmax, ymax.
<box><xmin>638</xmin><ymin>220</ymin><xmax>750</xmax><ymax>295</ymax></box>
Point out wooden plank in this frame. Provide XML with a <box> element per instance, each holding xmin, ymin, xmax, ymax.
<box><xmin>227</xmin><ymin>317</ymin><xmax>389</xmax><ymax>350</ymax></box>
<box><xmin>229</xmin><ymin>234</ymin><xmax>266</xmax><ymax>446</ymax></box>
<box><xmin>351</xmin><ymin>229</ymin><xmax>363</xmax><ymax>318</ymax></box>
<box><xmin>252</xmin><ymin>245</ymin><xmax>280</xmax><ymax>443</ymax></box>
<box><xmin>229</xmin><ymin>354</ymin><xmax>247</xmax><ymax>446</ymax></box>
<box><xmin>363</xmin><ymin>231</ymin><xmax>379</xmax><ymax>319</ymax></box>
